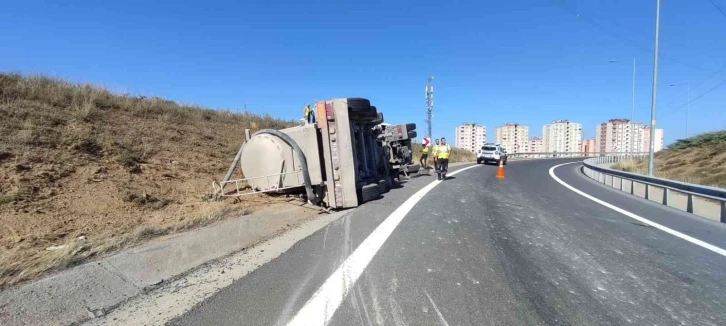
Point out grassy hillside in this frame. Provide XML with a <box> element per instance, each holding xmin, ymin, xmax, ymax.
<box><xmin>612</xmin><ymin>131</ymin><xmax>726</xmax><ymax>187</ymax></box>
<box><xmin>0</xmin><ymin>73</ymin><xmax>296</xmax><ymax>287</ymax></box>
<box><xmin>411</xmin><ymin>143</ymin><xmax>476</xmax><ymax>163</ymax></box>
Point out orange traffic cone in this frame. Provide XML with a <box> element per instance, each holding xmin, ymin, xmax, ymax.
<box><xmin>495</xmin><ymin>159</ymin><xmax>505</xmax><ymax>179</ymax></box>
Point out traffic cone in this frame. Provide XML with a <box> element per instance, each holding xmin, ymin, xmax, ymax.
<box><xmin>496</xmin><ymin>159</ymin><xmax>505</xmax><ymax>179</ymax></box>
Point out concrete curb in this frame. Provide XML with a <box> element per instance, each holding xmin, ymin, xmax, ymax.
<box><xmin>0</xmin><ymin>203</ymin><xmax>330</xmax><ymax>326</ymax></box>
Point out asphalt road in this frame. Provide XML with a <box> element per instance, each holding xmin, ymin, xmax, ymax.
<box><xmin>170</xmin><ymin>159</ymin><xmax>726</xmax><ymax>326</ymax></box>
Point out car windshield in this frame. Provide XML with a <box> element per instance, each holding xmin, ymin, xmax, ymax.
<box><xmin>483</xmin><ymin>146</ymin><xmax>497</xmax><ymax>151</ymax></box>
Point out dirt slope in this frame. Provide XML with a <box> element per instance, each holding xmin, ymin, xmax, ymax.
<box><xmin>0</xmin><ymin>73</ymin><xmax>297</xmax><ymax>288</ymax></box>
<box><xmin>612</xmin><ymin>131</ymin><xmax>726</xmax><ymax>188</ymax></box>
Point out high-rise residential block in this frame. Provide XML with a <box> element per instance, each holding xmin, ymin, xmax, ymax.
<box><xmin>542</xmin><ymin>120</ymin><xmax>582</xmax><ymax>153</ymax></box>
<box><xmin>496</xmin><ymin>122</ymin><xmax>529</xmax><ymax>153</ymax></box>
<box><xmin>455</xmin><ymin>123</ymin><xmax>487</xmax><ymax>152</ymax></box>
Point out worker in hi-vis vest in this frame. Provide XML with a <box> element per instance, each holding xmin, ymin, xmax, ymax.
<box><xmin>436</xmin><ymin>137</ymin><xmax>451</xmax><ymax>180</ymax></box>
<box><xmin>303</xmin><ymin>104</ymin><xmax>315</xmax><ymax>123</ymax></box>
<box><xmin>431</xmin><ymin>139</ymin><xmax>440</xmax><ymax>172</ymax></box>
<box><xmin>420</xmin><ymin>143</ymin><xmax>430</xmax><ymax>169</ymax></box>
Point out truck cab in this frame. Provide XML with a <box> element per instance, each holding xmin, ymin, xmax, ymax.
<box><xmin>477</xmin><ymin>143</ymin><xmax>508</xmax><ymax>165</ymax></box>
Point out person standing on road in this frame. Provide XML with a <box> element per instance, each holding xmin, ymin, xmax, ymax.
<box><xmin>432</xmin><ymin>139</ymin><xmax>440</xmax><ymax>172</ymax></box>
<box><xmin>437</xmin><ymin>138</ymin><xmax>451</xmax><ymax>180</ymax></box>
<box><xmin>420</xmin><ymin>143</ymin><xmax>430</xmax><ymax>169</ymax></box>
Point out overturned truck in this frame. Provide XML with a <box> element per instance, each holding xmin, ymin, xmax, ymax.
<box><xmin>214</xmin><ymin>98</ymin><xmax>419</xmax><ymax>209</ymax></box>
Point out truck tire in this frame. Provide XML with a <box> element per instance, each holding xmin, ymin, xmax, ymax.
<box><xmin>405</xmin><ymin>123</ymin><xmax>416</xmax><ymax>131</ymax></box>
<box><xmin>351</xmin><ymin>105</ymin><xmax>377</xmax><ymax>122</ymax></box>
<box><xmin>359</xmin><ymin>183</ymin><xmax>380</xmax><ymax>202</ymax></box>
<box><xmin>378</xmin><ymin>179</ymin><xmax>388</xmax><ymax>194</ymax></box>
<box><xmin>347</xmin><ymin>98</ymin><xmax>371</xmax><ymax>112</ymax></box>
<box><xmin>407</xmin><ymin>131</ymin><xmax>417</xmax><ymax>139</ymax></box>
<box><xmin>370</xmin><ymin>112</ymin><xmax>384</xmax><ymax>125</ymax></box>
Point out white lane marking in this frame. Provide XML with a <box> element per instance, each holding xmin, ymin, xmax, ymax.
<box><xmin>424</xmin><ymin>289</ymin><xmax>451</xmax><ymax>326</ymax></box>
<box><xmin>286</xmin><ymin>164</ymin><xmax>481</xmax><ymax>326</ymax></box>
<box><xmin>549</xmin><ymin>162</ymin><xmax>726</xmax><ymax>257</ymax></box>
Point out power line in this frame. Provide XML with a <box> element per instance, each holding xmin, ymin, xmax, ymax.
<box><xmin>659</xmin><ymin>79</ymin><xmax>726</xmax><ymax>118</ymax></box>
<box><xmin>551</xmin><ymin>0</ymin><xmax>709</xmax><ymax>72</ymax></box>
<box><xmin>658</xmin><ymin>64</ymin><xmax>726</xmax><ymax>110</ymax></box>
<box><xmin>707</xmin><ymin>0</ymin><xmax>726</xmax><ymax>20</ymax></box>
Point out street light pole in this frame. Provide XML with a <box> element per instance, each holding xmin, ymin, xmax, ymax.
<box><xmin>647</xmin><ymin>0</ymin><xmax>661</xmax><ymax>176</ymax></box>
<box><xmin>609</xmin><ymin>58</ymin><xmax>637</xmax><ymax>155</ymax></box>
<box><xmin>686</xmin><ymin>81</ymin><xmax>690</xmax><ymax>137</ymax></box>
<box><xmin>669</xmin><ymin>81</ymin><xmax>690</xmax><ymax>138</ymax></box>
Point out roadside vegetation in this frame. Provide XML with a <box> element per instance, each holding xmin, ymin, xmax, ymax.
<box><xmin>611</xmin><ymin>131</ymin><xmax>726</xmax><ymax>188</ymax></box>
<box><xmin>0</xmin><ymin>73</ymin><xmax>297</xmax><ymax>288</ymax></box>
<box><xmin>411</xmin><ymin>143</ymin><xmax>476</xmax><ymax>163</ymax></box>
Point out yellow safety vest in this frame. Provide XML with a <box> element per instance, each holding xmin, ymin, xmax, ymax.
<box><xmin>303</xmin><ymin>105</ymin><xmax>310</xmax><ymax>117</ymax></box>
<box><xmin>432</xmin><ymin>145</ymin><xmax>439</xmax><ymax>157</ymax></box>
<box><xmin>438</xmin><ymin>145</ymin><xmax>451</xmax><ymax>159</ymax></box>
<box><xmin>422</xmin><ymin>146</ymin><xmax>430</xmax><ymax>154</ymax></box>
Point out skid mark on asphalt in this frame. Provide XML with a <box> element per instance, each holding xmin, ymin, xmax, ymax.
<box><xmin>285</xmin><ymin>164</ymin><xmax>481</xmax><ymax>326</ymax></box>
<box><xmin>424</xmin><ymin>289</ymin><xmax>451</xmax><ymax>326</ymax></box>
<box><xmin>387</xmin><ymin>296</ymin><xmax>407</xmax><ymax>326</ymax></box>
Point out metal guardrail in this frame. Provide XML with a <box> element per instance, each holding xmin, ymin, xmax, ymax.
<box><xmin>506</xmin><ymin>151</ymin><xmax>650</xmax><ymax>159</ymax></box>
<box><xmin>582</xmin><ymin>156</ymin><xmax>726</xmax><ymax>222</ymax></box>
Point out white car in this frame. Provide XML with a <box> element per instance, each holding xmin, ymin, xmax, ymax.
<box><xmin>477</xmin><ymin>143</ymin><xmax>508</xmax><ymax>165</ymax></box>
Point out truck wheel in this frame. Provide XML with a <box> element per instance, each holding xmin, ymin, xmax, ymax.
<box><xmin>347</xmin><ymin>98</ymin><xmax>372</xmax><ymax>112</ymax></box>
<box><xmin>351</xmin><ymin>105</ymin><xmax>377</xmax><ymax>122</ymax></box>
<box><xmin>359</xmin><ymin>183</ymin><xmax>380</xmax><ymax>202</ymax></box>
<box><xmin>405</xmin><ymin>123</ymin><xmax>416</xmax><ymax>131</ymax></box>
<box><xmin>370</xmin><ymin>112</ymin><xmax>384</xmax><ymax>125</ymax></box>
<box><xmin>407</xmin><ymin>130</ymin><xmax>417</xmax><ymax>139</ymax></box>
<box><xmin>477</xmin><ymin>158</ymin><xmax>482</xmax><ymax>164</ymax></box>
<box><xmin>378</xmin><ymin>179</ymin><xmax>388</xmax><ymax>194</ymax></box>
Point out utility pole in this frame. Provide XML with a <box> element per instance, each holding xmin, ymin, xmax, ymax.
<box><xmin>647</xmin><ymin>0</ymin><xmax>661</xmax><ymax>176</ymax></box>
<box><xmin>631</xmin><ymin>57</ymin><xmax>636</xmax><ymax>154</ymax></box>
<box><xmin>425</xmin><ymin>75</ymin><xmax>434</xmax><ymax>140</ymax></box>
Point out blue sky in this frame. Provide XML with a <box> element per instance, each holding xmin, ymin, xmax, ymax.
<box><xmin>2</xmin><ymin>0</ymin><xmax>725</xmax><ymax>146</ymax></box>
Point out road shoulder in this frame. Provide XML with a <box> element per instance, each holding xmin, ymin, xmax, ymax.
<box><xmin>0</xmin><ymin>202</ymin><xmax>339</xmax><ymax>326</ymax></box>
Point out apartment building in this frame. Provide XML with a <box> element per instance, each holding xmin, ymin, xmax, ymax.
<box><xmin>581</xmin><ymin>138</ymin><xmax>596</xmax><ymax>155</ymax></box>
<box><xmin>455</xmin><ymin>123</ymin><xmax>486</xmax><ymax>152</ymax></box>
<box><xmin>495</xmin><ymin>122</ymin><xmax>529</xmax><ymax>153</ymax></box>
<box><xmin>641</xmin><ymin>126</ymin><xmax>664</xmax><ymax>152</ymax></box>
<box><xmin>542</xmin><ymin>120</ymin><xmax>582</xmax><ymax>153</ymax></box>
<box><xmin>528</xmin><ymin>137</ymin><xmax>543</xmax><ymax>153</ymax></box>
<box><xmin>595</xmin><ymin>119</ymin><xmax>664</xmax><ymax>153</ymax></box>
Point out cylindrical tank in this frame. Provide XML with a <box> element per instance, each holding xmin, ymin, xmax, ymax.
<box><xmin>239</xmin><ymin>134</ymin><xmax>293</xmax><ymax>191</ymax></box>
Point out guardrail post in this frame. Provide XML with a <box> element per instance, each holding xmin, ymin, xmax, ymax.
<box><xmin>686</xmin><ymin>194</ymin><xmax>694</xmax><ymax>213</ymax></box>
<box><xmin>663</xmin><ymin>188</ymin><xmax>669</xmax><ymax>206</ymax></box>
<box><xmin>630</xmin><ymin>180</ymin><xmax>635</xmax><ymax>195</ymax></box>
<box><xmin>721</xmin><ymin>201</ymin><xmax>726</xmax><ymax>223</ymax></box>
<box><xmin>619</xmin><ymin>178</ymin><xmax>624</xmax><ymax>191</ymax></box>
<box><xmin>644</xmin><ymin>183</ymin><xmax>649</xmax><ymax>199</ymax></box>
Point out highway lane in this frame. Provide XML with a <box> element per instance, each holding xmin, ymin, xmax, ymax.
<box><xmin>171</xmin><ymin>159</ymin><xmax>726</xmax><ymax>326</ymax></box>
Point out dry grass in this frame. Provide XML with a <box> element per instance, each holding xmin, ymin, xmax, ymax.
<box><xmin>0</xmin><ymin>73</ymin><xmax>297</xmax><ymax>288</ymax></box>
<box><xmin>411</xmin><ymin>143</ymin><xmax>476</xmax><ymax>163</ymax></box>
<box><xmin>611</xmin><ymin>131</ymin><xmax>726</xmax><ymax>188</ymax></box>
